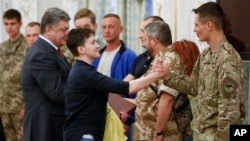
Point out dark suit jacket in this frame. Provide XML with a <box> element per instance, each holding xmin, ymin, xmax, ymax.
<box><xmin>21</xmin><ymin>37</ymin><xmax>71</xmax><ymax>141</ymax></box>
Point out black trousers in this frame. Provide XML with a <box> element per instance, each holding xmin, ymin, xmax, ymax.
<box><xmin>0</xmin><ymin>117</ymin><xmax>6</xmax><ymax>141</ymax></box>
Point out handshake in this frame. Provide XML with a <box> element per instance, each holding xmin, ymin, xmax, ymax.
<box><xmin>152</xmin><ymin>58</ymin><xmax>170</xmax><ymax>80</ymax></box>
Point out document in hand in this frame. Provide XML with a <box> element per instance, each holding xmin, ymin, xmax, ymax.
<box><xmin>108</xmin><ymin>93</ymin><xmax>136</xmax><ymax>116</ymax></box>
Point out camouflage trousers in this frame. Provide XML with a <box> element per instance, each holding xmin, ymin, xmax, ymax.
<box><xmin>193</xmin><ymin>127</ymin><xmax>230</xmax><ymax>141</ymax></box>
<box><xmin>193</xmin><ymin>128</ymin><xmax>217</xmax><ymax>141</ymax></box>
<box><xmin>133</xmin><ymin>127</ymin><xmax>182</xmax><ymax>141</ymax></box>
<box><xmin>1</xmin><ymin>113</ymin><xmax>22</xmax><ymax>141</ymax></box>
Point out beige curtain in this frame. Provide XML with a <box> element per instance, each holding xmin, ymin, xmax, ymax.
<box><xmin>153</xmin><ymin>0</ymin><xmax>216</xmax><ymax>52</ymax></box>
<box><xmin>66</xmin><ymin>0</ymin><xmax>148</xmax><ymax>54</ymax></box>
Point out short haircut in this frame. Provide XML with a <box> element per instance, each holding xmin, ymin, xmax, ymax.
<box><xmin>192</xmin><ymin>2</ymin><xmax>224</xmax><ymax>30</ymax></box>
<box><xmin>66</xmin><ymin>28</ymin><xmax>95</xmax><ymax>56</ymax></box>
<box><xmin>3</xmin><ymin>9</ymin><xmax>21</xmax><ymax>22</ymax></box>
<box><xmin>173</xmin><ymin>40</ymin><xmax>200</xmax><ymax>75</ymax></box>
<box><xmin>144</xmin><ymin>21</ymin><xmax>172</xmax><ymax>46</ymax></box>
<box><xmin>144</xmin><ymin>16</ymin><xmax>164</xmax><ymax>22</ymax></box>
<box><xmin>40</xmin><ymin>7</ymin><xmax>70</xmax><ymax>34</ymax></box>
<box><xmin>74</xmin><ymin>8</ymin><xmax>96</xmax><ymax>24</ymax></box>
<box><xmin>26</xmin><ymin>22</ymin><xmax>40</xmax><ymax>28</ymax></box>
<box><xmin>103</xmin><ymin>13</ymin><xmax>120</xmax><ymax>21</ymax></box>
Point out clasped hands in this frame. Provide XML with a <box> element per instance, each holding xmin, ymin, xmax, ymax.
<box><xmin>152</xmin><ymin>58</ymin><xmax>170</xmax><ymax>80</ymax></box>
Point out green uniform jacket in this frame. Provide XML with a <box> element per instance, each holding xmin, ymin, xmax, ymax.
<box><xmin>0</xmin><ymin>34</ymin><xmax>28</xmax><ymax>113</ymax></box>
<box><xmin>166</xmin><ymin>37</ymin><xmax>245</xmax><ymax>141</ymax></box>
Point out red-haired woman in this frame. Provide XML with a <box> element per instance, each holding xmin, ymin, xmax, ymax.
<box><xmin>173</xmin><ymin>39</ymin><xmax>200</xmax><ymax>141</ymax></box>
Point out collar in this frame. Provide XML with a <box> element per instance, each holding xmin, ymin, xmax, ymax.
<box><xmin>100</xmin><ymin>40</ymin><xmax>126</xmax><ymax>55</ymax></box>
<box><xmin>39</xmin><ymin>34</ymin><xmax>59</xmax><ymax>50</ymax></box>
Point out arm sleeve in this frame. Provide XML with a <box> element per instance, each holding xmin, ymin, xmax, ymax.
<box><xmin>158</xmin><ymin>51</ymin><xmax>189</xmax><ymax>97</ymax></box>
<box><xmin>83</xmin><ymin>68</ymin><xmax>130</xmax><ymax>96</ymax></box>
<box><xmin>216</xmin><ymin>59</ymin><xmax>245</xmax><ymax>140</ymax></box>
<box><xmin>164</xmin><ymin>55</ymin><xmax>200</xmax><ymax>96</ymax></box>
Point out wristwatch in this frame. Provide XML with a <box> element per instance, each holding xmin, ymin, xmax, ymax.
<box><xmin>153</xmin><ymin>130</ymin><xmax>164</xmax><ymax>136</ymax></box>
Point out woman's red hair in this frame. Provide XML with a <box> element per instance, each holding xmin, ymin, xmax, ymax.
<box><xmin>173</xmin><ymin>40</ymin><xmax>200</xmax><ymax>75</ymax></box>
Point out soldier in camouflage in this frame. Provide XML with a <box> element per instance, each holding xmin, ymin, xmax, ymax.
<box><xmin>134</xmin><ymin>21</ymin><xmax>186</xmax><ymax>141</ymax></box>
<box><xmin>61</xmin><ymin>45</ymin><xmax>75</xmax><ymax>65</ymax></box>
<box><xmin>0</xmin><ymin>9</ymin><xmax>28</xmax><ymax>141</ymax></box>
<box><xmin>164</xmin><ymin>2</ymin><xmax>245</xmax><ymax>141</ymax></box>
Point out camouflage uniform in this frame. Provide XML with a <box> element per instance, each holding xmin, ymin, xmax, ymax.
<box><xmin>61</xmin><ymin>45</ymin><xmax>75</xmax><ymax>65</ymax></box>
<box><xmin>134</xmin><ymin>46</ymin><xmax>185</xmax><ymax>141</ymax></box>
<box><xmin>166</xmin><ymin>38</ymin><xmax>245</xmax><ymax>141</ymax></box>
<box><xmin>0</xmin><ymin>34</ymin><xmax>28</xmax><ymax>141</ymax></box>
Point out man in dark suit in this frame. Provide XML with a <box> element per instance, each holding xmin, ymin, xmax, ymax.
<box><xmin>21</xmin><ymin>7</ymin><xmax>71</xmax><ymax>141</ymax></box>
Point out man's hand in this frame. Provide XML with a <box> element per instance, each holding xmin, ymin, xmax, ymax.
<box><xmin>152</xmin><ymin>58</ymin><xmax>170</xmax><ymax>79</ymax></box>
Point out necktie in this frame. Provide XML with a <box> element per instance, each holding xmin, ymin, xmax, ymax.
<box><xmin>57</xmin><ymin>47</ymin><xmax>64</xmax><ymax>58</ymax></box>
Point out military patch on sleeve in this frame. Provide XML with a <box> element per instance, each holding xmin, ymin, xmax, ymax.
<box><xmin>222</xmin><ymin>77</ymin><xmax>238</xmax><ymax>98</ymax></box>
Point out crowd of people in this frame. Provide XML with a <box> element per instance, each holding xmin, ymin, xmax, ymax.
<box><xmin>0</xmin><ymin>1</ymin><xmax>246</xmax><ymax>141</ymax></box>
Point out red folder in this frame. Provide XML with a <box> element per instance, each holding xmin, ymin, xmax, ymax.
<box><xmin>108</xmin><ymin>93</ymin><xmax>136</xmax><ymax>116</ymax></box>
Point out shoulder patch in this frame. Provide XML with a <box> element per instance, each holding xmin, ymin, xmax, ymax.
<box><xmin>222</xmin><ymin>77</ymin><xmax>238</xmax><ymax>98</ymax></box>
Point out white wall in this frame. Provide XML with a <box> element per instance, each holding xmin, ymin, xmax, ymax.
<box><xmin>37</xmin><ymin>0</ymin><xmax>64</xmax><ymax>22</ymax></box>
<box><xmin>152</xmin><ymin>0</ymin><xmax>216</xmax><ymax>52</ymax></box>
<box><xmin>0</xmin><ymin>0</ymin><xmax>12</xmax><ymax>42</ymax></box>
<box><xmin>0</xmin><ymin>0</ymin><xmax>64</xmax><ymax>43</ymax></box>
